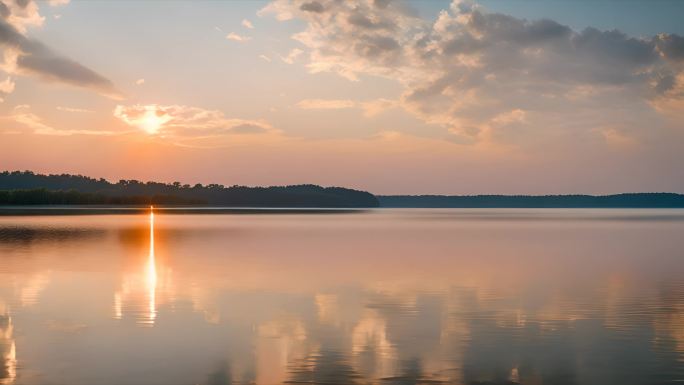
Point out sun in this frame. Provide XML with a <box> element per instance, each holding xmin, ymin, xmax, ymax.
<box><xmin>139</xmin><ymin>108</ymin><xmax>170</xmax><ymax>135</ymax></box>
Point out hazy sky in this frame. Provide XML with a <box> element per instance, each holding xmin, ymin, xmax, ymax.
<box><xmin>1</xmin><ymin>0</ymin><xmax>683</xmax><ymax>194</ymax></box>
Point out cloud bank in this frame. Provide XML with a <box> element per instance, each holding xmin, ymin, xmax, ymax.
<box><xmin>260</xmin><ymin>0</ymin><xmax>684</xmax><ymax>144</ymax></box>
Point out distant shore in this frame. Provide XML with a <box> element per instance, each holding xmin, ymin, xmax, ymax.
<box><xmin>0</xmin><ymin>206</ymin><xmax>369</xmax><ymax>216</ymax></box>
<box><xmin>2</xmin><ymin>171</ymin><xmax>684</xmax><ymax>210</ymax></box>
<box><xmin>378</xmin><ymin>193</ymin><xmax>684</xmax><ymax>208</ymax></box>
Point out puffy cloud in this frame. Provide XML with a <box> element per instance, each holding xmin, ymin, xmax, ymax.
<box><xmin>1</xmin><ymin>0</ymin><xmax>43</xmax><ymax>33</ymax></box>
<box><xmin>0</xmin><ymin>0</ymin><xmax>120</xmax><ymax>98</ymax></box>
<box><xmin>113</xmin><ymin>104</ymin><xmax>278</xmax><ymax>138</ymax></box>
<box><xmin>261</xmin><ymin>0</ymin><xmax>684</xmax><ymax>145</ymax></box>
<box><xmin>226</xmin><ymin>32</ymin><xmax>251</xmax><ymax>42</ymax></box>
<box><xmin>241</xmin><ymin>19</ymin><xmax>254</xmax><ymax>29</ymax></box>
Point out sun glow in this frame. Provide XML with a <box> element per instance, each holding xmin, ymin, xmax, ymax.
<box><xmin>113</xmin><ymin>104</ymin><xmax>171</xmax><ymax>135</ymax></box>
<box><xmin>139</xmin><ymin>109</ymin><xmax>169</xmax><ymax>135</ymax></box>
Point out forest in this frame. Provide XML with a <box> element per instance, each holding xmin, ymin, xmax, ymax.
<box><xmin>0</xmin><ymin>171</ymin><xmax>380</xmax><ymax>207</ymax></box>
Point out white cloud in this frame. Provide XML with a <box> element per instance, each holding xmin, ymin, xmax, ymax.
<box><xmin>242</xmin><ymin>19</ymin><xmax>254</xmax><ymax>29</ymax></box>
<box><xmin>226</xmin><ymin>32</ymin><xmax>251</xmax><ymax>42</ymax></box>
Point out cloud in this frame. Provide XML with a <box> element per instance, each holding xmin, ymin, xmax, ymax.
<box><xmin>242</xmin><ymin>19</ymin><xmax>254</xmax><ymax>29</ymax></box>
<box><xmin>0</xmin><ymin>75</ymin><xmax>13</xmax><ymax>101</ymax></box>
<box><xmin>0</xmin><ymin>0</ymin><xmax>121</xmax><ymax>98</ymax></box>
<box><xmin>259</xmin><ymin>54</ymin><xmax>271</xmax><ymax>62</ymax></box>
<box><xmin>297</xmin><ymin>97</ymin><xmax>399</xmax><ymax>117</ymax></box>
<box><xmin>6</xmin><ymin>105</ymin><xmax>116</xmax><ymax>135</ymax></box>
<box><xmin>299</xmin><ymin>2</ymin><xmax>325</xmax><ymax>14</ymax></box>
<box><xmin>135</xmin><ymin>78</ymin><xmax>145</xmax><ymax>85</ymax></box>
<box><xmin>1</xmin><ymin>0</ymin><xmax>43</xmax><ymax>33</ymax></box>
<box><xmin>295</xmin><ymin>97</ymin><xmax>397</xmax><ymax>116</ymax></box>
<box><xmin>113</xmin><ymin>104</ymin><xmax>278</xmax><ymax>139</ymax></box>
<box><xmin>11</xmin><ymin>106</ymin><xmax>52</xmax><ymax>132</ymax></box>
<box><xmin>297</xmin><ymin>98</ymin><xmax>356</xmax><ymax>109</ymax></box>
<box><xmin>361</xmin><ymin>98</ymin><xmax>398</xmax><ymax>117</ymax></box>
<box><xmin>56</xmin><ymin>106</ymin><xmax>94</xmax><ymax>113</ymax></box>
<box><xmin>226</xmin><ymin>32</ymin><xmax>251</xmax><ymax>42</ymax></box>
<box><xmin>281</xmin><ymin>48</ymin><xmax>302</xmax><ymax>64</ymax></box>
<box><xmin>47</xmin><ymin>0</ymin><xmax>70</xmax><ymax>6</ymax></box>
<box><xmin>600</xmin><ymin>127</ymin><xmax>639</xmax><ymax>149</ymax></box>
<box><xmin>261</xmin><ymin>0</ymin><xmax>684</xmax><ymax>145</ymax></box>
<box><xmin>655</xmin><ymin>33</ymin><xmax>684</xmax><ymax>62</ymax></box>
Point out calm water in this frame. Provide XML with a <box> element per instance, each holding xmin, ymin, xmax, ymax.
<box><xmin>0</xmin><ymin>209</ymin><xmax>683</xmax><ymax>385</ymax></box>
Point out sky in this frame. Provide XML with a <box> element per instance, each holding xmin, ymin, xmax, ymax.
<box><xmin>0</xmin><ymin>0</ymin><xmax>683</xmax><ymax>195</ymax></box>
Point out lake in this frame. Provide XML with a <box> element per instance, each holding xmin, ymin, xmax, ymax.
<box><xmin>0</xmin><ymin>209</ymin><xmax>683</xmax><ymax>385</ymax></box>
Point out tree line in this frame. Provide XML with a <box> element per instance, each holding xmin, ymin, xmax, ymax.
<box><xmin>0</xmin><ymin>171</ymin><xmax>380</xmax><ymax>207</ymax></box>
<box><xmin>378</xmin><ymin>193</ymin><xmax>684</xmax><ymax>208</ymax></box>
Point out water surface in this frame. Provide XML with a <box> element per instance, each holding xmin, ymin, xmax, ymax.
<box><xmin>0</xmin><ymin>209</ymin><xmax>683</xmax><ymax>385</ymax></box>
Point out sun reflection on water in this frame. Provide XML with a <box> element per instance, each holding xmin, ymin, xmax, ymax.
<box><xmin>146</xmin><ymin>207</ymin><xmax>157</xmax><ymax>324</ymax></box>
<box><xmin>113</xmin><ymin>206</ymin><xmax>160</xmax><ymax>326</ymax></box>
<box><xmin>0</xmin><ymin>305</ymin><xmax>16</xmax><ymax>385</ymax></box>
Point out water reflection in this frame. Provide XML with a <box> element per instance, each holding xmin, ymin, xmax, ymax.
<box><xmin>114</xmin><ymin>207</ymin><xmax>164</xmax><ymax>326</ymax></box>
<box><xmin>0</xmin><ymin>209</ymin><xmax>682</xmax><ymax>384</ymax></box>
<box><xmin>0</xmin><ymin>305</ymin><xmax>16</xmax><ymax>385</ymax></box>
<box><xmin>147</xmin><ymin>208</ymin><xmax>157</xmax><ymax>324</ymax></box>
